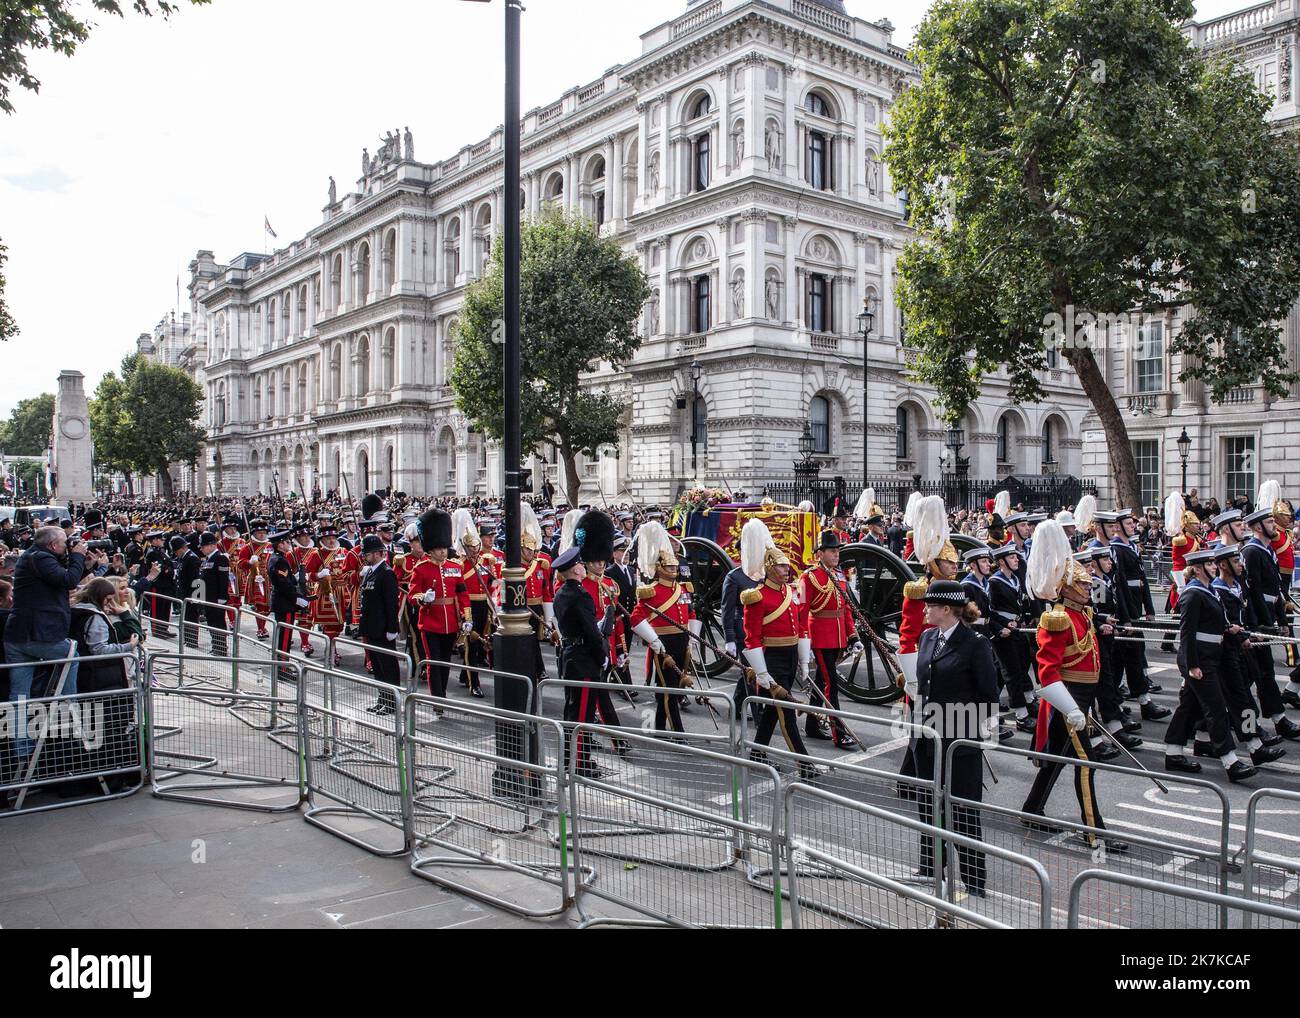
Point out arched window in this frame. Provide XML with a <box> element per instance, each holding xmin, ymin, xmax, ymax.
<box><xmin>265</xmin><ymin>375</ymin><xmax>275</xmax><ymax>419</ymax></box>
<box><xmin>895</xmin><ymin>406</ymin><xmax>910</xmax><ymax>460</ymax></box>
<box><xmin>692</xmin><ymin>275</ymin><xmax>711</xmax><ymax>333</ymax></box>
<box><xmin>215</xmin><ymin>383</ymin><xmax>226</xmax><ymax>427</ymax></box>
<box><xmin>591</xmin><ymin>157</ymin><xmax>607</xmax><ymax>226</ymax></box>
<box><xmin>297</xmin><ymin>285</ymin><xmax>308</xmax><ymax>333</ymax></box>
<box><xmin>693</xmin><ymin>131</ymin><xmax>710</xmax><ymax>192</ymax></box>
<box><xmin>689</xmin><ymin>93</ymin><xmax>712</xmax><ymax>119</ymax></box>
<box><xmin>267</xmin><ymin>298</ymin><xmax>277</xmax><ymax>345</ymax></box>
<box><xmin>253</xmin><ymin>378</ymin><xmax>262</xmax><ymax>421</ymax></box>
<box><xmin>331</xmin><ymin>254</ymin><xmax>343</xmax><ymax>309</ymax></box>
<box><xmin>997</xmin><ymin>415</ymin><xmax>1010</xmax><ymax>463</ymax></box>
<box><xmin>544</xmin><ymin>173</ymin><xmax>564</xmax><ymax>206</ymax></box>
<box><xmin>806</xmin><ymin>91</ymin><xmax>832</xmax><ymax>117</ymax></box>
<box><xmin>356</xmin><ymin>243</ymin><xmax>371</xmax><ymax>303</ymax></box>
<box><xmin>445</xmin><ymin>219</ymin><xmax>462</xmax><ymax>279</ymax></box>
<box><xmin>806</xmin><ymin>273</ymin><xmax>831</xmax><ymax>333</ymax></box>
<box><xmin>810</xmin><ymin>395</ymin><xmax>830</xmax><ymax>455</ymax></box>
<box><xmin>382</xmin><ymin>229</ymin><xmax>396</xmax><ymax>291</ymax></box>
<box><xmin>329</xmin><ymin>346</ymin><xmax>342</xmax><ymax>400</ymax></box>
<box><xmin>1042</xmin><ymin>419</ymin><xmax>1057</xmax><ymax>468</ymax></box>
<box><xmin>296</xmin><ymin>364</ymin><xmax>307</xmax><ymax>414</ymax></box>
<box><xmin>807</xmin><ymin>126</ymin><xmax>832</xmax><ymax>191</ymax></box>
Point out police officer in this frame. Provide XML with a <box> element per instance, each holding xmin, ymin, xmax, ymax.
<box><xmin>197</xmin><ymin>531</ymin><xmax>230</xmax><ymax>656</ymax></box>
<box><xmin>907</xmin><ymin>580</ymin><xmax>999</xmax><ymax>895</ymax></box>
<box><xmin>144</xmin><ymin>530</ymin><xmax>177</xmax><ymax>638</ymax></box>
<box><xmin>268</xmin><ymin>529</ymin><xmax>309</xmax><ymax>682</ymax></box>
<box><xmin>359</xmin><ymin>533</ymin><xmax>401</xmax><ymax>715</ymax></box>
<box><xmin>553</xmin><ymin>545</ymin><xmax>617</xmax><ymax>777</ymax></box>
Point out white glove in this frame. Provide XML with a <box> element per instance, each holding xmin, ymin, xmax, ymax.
<box><xmin>632</xmin><ymin>619</ymin><xmax>659</xmax><ymax>647</ymax></box>
<box><xmin>385</xmin><ymin>632</ymin><xmax>399</xmax><ymax>641</ymax></box>
<box><xmin>725</xmin><ymin>641</ymin><xmax>737</xmax><ymax>657</ymax></box>
<box><xmin>542</xmin><ymin>601</ymin><xmax>556</xmax><ymax>626</ymax></box>
<box><xmin>461</xmin><ymin>621</ymin><xmax>473</xmax><ymax>633</ymax></box>
<box><xmin>755</xmin><ymin>671</ymin><xmax>775</xmax><ymax>690</ymax></box>
<box><xmin>898</xmin><ymin>651</ymin><xmax>918</xmax><ymax>700</ymax></box>
<box><xmin>847</xmin><ymin>638</ymin><xmax>864</xmax><ymax>656</ymax></box>
<box><xmin>650</xmin><ymin>638</ymin><xmax>666</xmax><ymax>654</ymax></box>
<box><xmin>317</xmin><ymin>569</ymin><xmax>331</xmax><ymax>579</ymax></box>
<box><xmin>797</xmin><ymin>636</ymin><xmax>812</xmax><ymax>679</ymax></box>
<box><xmin>616</xmin><ymin>653</ymin><xmax>627</xmax><ymax>668</ymax></box>
<box><xmin>421</xmin><ymin>590</ymin><xmax>435</xmax><ymax>604</ymax></box>
<box><xmin>742</xmin><ymin>646</ymin><xmax>769</xmax><ymax>686</ymax></box>
<box><xmin>1040</xmin><ymin>680</ymin><xmax>1083</xmax><ymax>726</ymax></box>
<box><xmin>1065</xmin><ymin>710</ymin><xmax>1087</xmax><ymax>732</ymax></box>
<box><xmin>688</xmin><ymin>618</ymin><xmax>702</xmax><ymax>638</ymax></box>
<box><xmin>295</xmin><ymin>598</ymin><xmax>310</xmax><ymax>609</ymax></box>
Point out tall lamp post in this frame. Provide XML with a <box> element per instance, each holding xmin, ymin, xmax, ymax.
<box><xmin>1177</xmin><ymin>426</ymin><xmax>1191</xmax><ymax>494</ymax></box>
<box><xmin>945</xmin><ymin>424</ymin><xmax>966</xmax><ymax>510</ymax></box>
<box><xmin>794</xmin><ymin>421</ymin><xmax>821</xmax><ymax>504</ymax></box>
<box><xmin>856</xmin><ymin>296</ymin><xmax>876</xmax><ymax>492</ymax></box>
<box><xmin>689</xmin><ymin>359</ymin><xmax>702</xmax><ymax>477</ymax></box>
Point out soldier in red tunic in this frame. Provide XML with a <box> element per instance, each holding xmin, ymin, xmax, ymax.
<box><xmin>1164</xmin><ymin>491</ymin><xmax>1201</xmax><ymax>614</ymax></box>
<box><xmin>740</xmin><ymin>528</ymin><xmax>816</xmax><ymax>777</ymax></box>
<box><xmin>287</xmin><ymin>522</ymin><xmax>317</xmax><ymax>654</ymax></box>
<box><xmin>1259</xmin><ymin>480</ymin><xmax>1298</xmax><ymax>675</ymax></box>
<box><xmin>520</xmin><ymin>502</ymin><xmax>556</xmax><ymax>680</ymax></box>
<box><xmin>304</xmin><ymin>522</ymin><xmax>359</xmax><ymax>662</ymax></box>
<box><xmin>408</xmin><ymin>509</ymin><xmax>471</xmax><ymax>699</ymax></box>
<box><xmin>452</xmin><ymin>508</ymin><xmax>498</xmax><ymax>698</ymax></box>
<box><xmin>394</xmin><ymin>524</ymin><xmax>426</xmax><ymax>675</ymax></box>
<box><xmin>629</xmin><ymin>521</ymin><xmax>699</xmax><ymax>734</ymax></box>
<box><xmin>797</xmin><ymin>530</ymin><xmax>861</xmax><ymax>749</ymax></box>
<box><xmin>236</xmin><ymin>519</ymin><xmax>273</xmax><ymax>637</ymax></box>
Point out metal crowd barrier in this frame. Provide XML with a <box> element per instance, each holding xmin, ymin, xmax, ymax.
<box><xmin>568</xmin><ymin>728</ymin><xmax>786</xmax><ymax>928</ymax></box>
<box><xmin>945</xmin><ymin>739</ymin><xmax>1234</xmax><ymax>929</ymax></box>
<box><xmin>1067</xmin><ymin>869</ymin><xmax>1300</xmax><ymax>929</ymax></box>
<box><xmin>1240</xmin><ymin>787</ymin><xmax>1300</xmax><ymax>929</ymax></box>
<box><xmin>405</xmin><ymin>692</ymin><xmax>588</xmax><ymax>917</ymax></box>
<box><xmin>301</xmin><ymin>665</ymin><xmax>409</xmax><ymax>857</ymax></box>
<box><xmin>418</xmin><ymin>656</ymin><xmax>536</xmax><ymax>704</ymax></box>
<box><xmin>1</xmin><ymin>653</ymin><xmax>144</xmax><ymax>816</ymax></box>
<box><xmin>146</xmin><ymin>654</ymin><xmax>304</xmax><ymax>813</ymax></box>
<box><xmin>537</xmin><ymin>676</ymin><xmax>736</xmax><ymax>747</ymax></box>
<box><xmin>784</xmin><ymin>783</ymin><xmax>1049</xmax><ymax>929</ymax></box>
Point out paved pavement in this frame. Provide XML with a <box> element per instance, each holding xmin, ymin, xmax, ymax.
<box><xmin>1</xmin><ymin>621</ymin><xmax>1297</xmax><ymax>929</ymax></box>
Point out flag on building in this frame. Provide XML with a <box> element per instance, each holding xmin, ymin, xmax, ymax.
<box><xmin>264</xmin><ymin>216</ymin><xmax>277</xmax><ymax>239</ymax></box>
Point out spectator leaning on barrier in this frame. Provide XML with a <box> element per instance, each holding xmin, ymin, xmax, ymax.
<box><xmin>5</xmin><ymin>525</ymin><xmax>88</xmax><ymax>703</ymax></box>
<box><xmin>69</xmin><ymin>578</ymin><xmax>138</xmax><ymax>691</ymax></box>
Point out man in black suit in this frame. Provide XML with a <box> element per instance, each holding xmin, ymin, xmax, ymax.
<box><xmin>721</xmin><ymin>560</ymin><xmax>759</xmax><ymax>719</ymax></box>
<box><xmin>197</xmin><ymin>531</ymin><xmax>230</xmax><ymax>656</ymax></box>
<box><xmin>359</xmin><ymin>534</ymin><xmax>402</xmax><ymax>715</ymax></box>
<box><xmin>268</xmin><ymin>530</ymin><xmax>309</xmax><ymax>683</ymax></box>
<box><xmin>906</xmin><ymin>580</ymin><xmax>999</xmax><ymax>897</ymax></box>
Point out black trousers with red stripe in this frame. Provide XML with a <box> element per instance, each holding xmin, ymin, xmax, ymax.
<box><xmin>418</xmin><ymin>630</ymin><xmax>458</xmax><ymax>697</ymax></box>
<box><xmin>560</xmin><ymin>650</ymin><xmax>601</xmax><ymax>774</ymax></box>
<box><xmin>808</xmin><ymin>645</ymin><xmax>844</xmax><ymax>734</ymax></box>
<box><xmin>273</xmin><ymin>609</ymin><xmax>297</xmax><ymax>682</ymax></box>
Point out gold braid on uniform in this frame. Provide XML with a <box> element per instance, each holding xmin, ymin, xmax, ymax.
<box><xmin>903</xmin><ymin>577</ymin><xmax>929</xmax><ymax>600</ymax></box>
<box><xmin>740</xmin><ymin>588</ymin><xmax>763</xmax><ymax>606</ymax></box>
<box><xmin>636</xmin><ymin>584</ymin><xmax>656</xmax><ymax>600</ymax></box>
<box><xmin>1039</xmin><ymin>606</ymin><xmax>1071</xmax><ymax>632</ymax></box>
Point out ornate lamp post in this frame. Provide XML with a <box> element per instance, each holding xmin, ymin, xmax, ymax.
<box><xmin>945</xmin><ymin>424</ymin><xmax>968</xmax><ymax>510</ymax></box>
<box><xmin>856</xmin><ymin>296</ymin><xmax>876</xmax><ymax>491</ymax></box>
<box><xmin>689</xmin><ymin>359</ymin><xmax>703</xmax><ymax>476</ymax></box>
<box><xmin>794</xmin><ymin>421</ymin><xmax>821</xmax><ymax>504</ymax></box>
<box><xmin>1177</xmin><ymin>426</ymin><xmax>1191</xmax><ymax>494</ymax></box>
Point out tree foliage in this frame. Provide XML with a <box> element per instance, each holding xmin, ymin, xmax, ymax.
<box><xmin>0</xmin><ymin>391</ymin><xmax>54</xmax><ymax>494</ymax></box>
<box><xmin>451</xmin><ymin>210</ymin><xmax>650</xmax><ymax>505</ymax></box>
<box><xmin>885</xmin><ymin>0</ymin><xmax>1300</xmax><ymax>506</ymax></box>
<box><xmin>89</xmin><ymin>353</ymin><xmax>204</xmax><ymax>497</ymax></box>
<box><xmin>0</xmin><ymin>0</ymin><xmax>210</xmax><ymax>341</ymax></box>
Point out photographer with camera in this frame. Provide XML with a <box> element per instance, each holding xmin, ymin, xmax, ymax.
<box><xmin>5</xmin><ymin>525</ymin><xmax>89</xmax><ymax>712</ymax></box>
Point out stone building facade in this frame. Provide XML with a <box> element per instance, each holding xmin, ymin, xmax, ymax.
<box><xmin>1081</xmin><ymin>0</ymin><xmax>1300</xmax><ymax>506</ymax></box>
<box><xmin>157</xmin><ymin>0</ymin><xmax>1089</xmax><ymax>502</ymax></box>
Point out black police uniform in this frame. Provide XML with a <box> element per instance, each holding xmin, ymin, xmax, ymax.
<box><xmin>989</xmin><ymin>568</ymin><xmax>1033</xmax><ymax>710</ymax></box>
<box><xmin>199</xmin><ymin>546</ymin><xmax>231</xmax><ymax>655</ymax></box>
<box><xmin>144</xmin><ymin>542</ymin><xmax>177</xmax><ymax>636</ymax></box>
<box><xmin>268</xmin><ymin>547</ymin><xmax>304</xmax><ymax>680</ymax></box>
<box><xmin>1110</xmin><ymin>534</ymin><xmax>1154</xmax><ymax>700</ymax></box>
<box><xmin>554</xmin><ymin>573</ymin><xmax>613</xmax><ymax>776</ymax></box>
<box><xmin>910</xmin><ymin>618</ymin><xmax>999</xmax><ymax>895</ymax></box>
<box><xmin>175</xmin><ymin>543</ymin><xmax>203</xmax><ymax>648</ymax></box>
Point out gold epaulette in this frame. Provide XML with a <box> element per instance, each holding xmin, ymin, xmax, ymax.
<box><xmin>393</xmin><ymin>553</ymin><xmax>406</xmax><ymax>571</ymax></box>
<box><xmin>1039</xmin><ymin>608</ymin><xmax>1071</xmax><ymax>633</ymax></box>
<box><xmin>637</xmin><ymin>584</ymin><xmax>656</xmax><ymax>600</ymax></box>
<box><xmin>1171</xmin><ymin>534</ymin><xmax>1189</xmax><ymax>549</ymax></box>
<box><xmin>903</xmin><ymin>578</ymin><xmax>929</xmax><ymax>600</ymax></box>
<box><xmin>683</xmin><ymin>581</ymin><xmax>694</xmax><ymax>594</ymax></box>
<box><xmin>740</xmin><ymin>588</ymin><xmax>763</xmax><ymax>607</ymax></box>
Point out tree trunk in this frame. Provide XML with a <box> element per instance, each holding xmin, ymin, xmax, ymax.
<box><xmin>560</xmin><ymin>443</ymin><xmax>581</xmax><ymax>508</ymax></box>
<box><xmin>123</xmin><ymin>471</ymin><xmax>134</xmax><ymax>497</ymax></box>
<box><xmin>1066</xmin><ymin>347</ymin><xmax>1142</xmax><ymax>510</ymax></box>
<box><xmin>157</xmin><ymin>468</ymin><xmax>175</xmax><ymax>499</ymax></box>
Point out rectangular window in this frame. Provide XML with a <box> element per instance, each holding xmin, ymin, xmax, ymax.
<box><xmin>896</xmin><ymin>407</ymin><xmax>909</xmax><ymax>460</ymax></box>
<box><xmin>1223</xmin><ymin>436</ymin><xmax>1256</xmax><ymax>504</ymax></box>
<box><xmin>1134</xmin><ymin>321</ymin><xmax>1164</xmax><ymax>394</ymax></box>
<box><xmin>810</xmin><ymin>398</ymin><xmax>830</xmax><ymax>455</ymax></box>
<box><xmin>693</xmin><ymin>275</ymin><xmax>711</xmax><ymax>333</ymax></box>
<box><xmin>807</xmin><ymin>273</ymin><xmax>828</xmax><ymax>333</ymax></box>
<box><xmin>693</xmin><ymin>133</ymin><xmax>710</xmax><ymax>192</ymax></box>
<box><xmin>1132</xmin><ymin>439</ymin><xmax>1160</xmax><ymax>510</ymax></box>
<box><xmin>595</xmin><ymin>192</ymin><xmax>606</xmax><ymax>227</ymax></box>
<box><xmin>807</xmin><ymin>131</ymin><xmax>830</xmax><ymax>191</ymax></box>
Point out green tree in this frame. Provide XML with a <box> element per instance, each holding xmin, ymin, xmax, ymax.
<box><xmin>451</xmin><ymin>210</ymin><xmax>650</xmax><ymax>506</ymax></box>
<box><xmin>0</xmin><ymin>391</ymin><xmax>54</xmax><ymax>495</ymax></box>
<box><xmin>87</xmin><ymin>356</ymin><xmax>203</xmax><ymax>497</ymax></box>
<box><xmin>885</xmin><ymin>0</ymin><xmax>1300</xmax><ymax>508</ymax></box>
<box><xmin>0</xmin><ymin>1</ymin><xmax>210</xmax><ymax>341</ymax></box>
<box><xmin>89</xmin><ymin>369</ymin><xmax>135</xmax><ymax>494</ymax></box>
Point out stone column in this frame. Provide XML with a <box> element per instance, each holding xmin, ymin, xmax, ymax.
<box><xmin>604</xmin><ymin>135</ymin><xmax>617</xmax><ymax>225</ymax></box>
<box><xmin>783</xmin><ymin>216</ymin><xmax>797</xmax><ymax>324</ymax></box>
<box><xmin>748</xmin><ymin>211</ymin><xmax>764</xmax><ymax>321</ymax></box>
<box><xmin>459</xmin><ymin>203</ymin><xmax>471</xmax><ymax>283</ymax></box>
<box><xmin>784</xmin><ymin>68</ymin><xmax>798</xmax><ymax>179</ymax></box>
<box><xmin>611</xmin><ymin>133</ymin><xmax>624</xmax><ymax>227</ymax></box>
<box><xmin>658</xmin><ymin>93</ymin><xmax>671</xmax><ymax>202</ymax></box>
<box><xmin>744</xmin><ymin>55</ymin><xmax>762</xmax><ymax>176</ymax></box>
<box><xmin>636</xmin><ymin>102</ymin><xmax>650</xmax><ymax>211</ymax></box>
<box><xmin>717</xmin><ymin>218</ymin><xmax>731</xmax><ymax>325</ymax></box>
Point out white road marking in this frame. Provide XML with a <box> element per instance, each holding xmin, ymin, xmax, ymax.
<box><xmin>1116</xmin><ymin>802</ymin><xmax>1300</xmax><ymax>845</ymax></box>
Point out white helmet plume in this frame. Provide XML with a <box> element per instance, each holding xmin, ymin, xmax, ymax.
<box><xmin>1258</xmin><ymin>479</ymin><xmax>1281</xmax><ymax>512</ymax></box>
<box><xmin>993</xmin><ymin>490</ymin><xmax>1011</xmax><ymax>519</ymax></box>
<box><xmin>740</xmin><ymin>517</ymin><xmax>774</xmax><ymax>581</ymax></box>
<box><xmin>635</xmin><ymin>521</ymin><xmax>677</xmax><ymax>581</ymax></box>
<box><xmin>912</xmin><ymin>495</ymin><xmax>948</xmax><ymax>564</ymax></box>
<box><xmin>1074</xmin><ymin>493</ymin><xmax>1096</xmax><ymax>534</ymax></box>
<box><xmin>854</xmin><ymin>487</ymin><xmax>876</xmax><ymax>518</ymax></box>
<box><xmin>559</xmin><ymin>508</ymin><xmax>583</xmax><ymax>553</ymax></box>
<box><xmin>1027</xmin><ymin>520</ymin><xmax>1073</xmax><ymax>601</ymax></box>
<box><xmin>903</xmin><ymin>491</ymin><xmax>924</xmax><ymax>529</ymax></box>
<box><xmin>1163</xmin><ymin>492</ymin><xmax>1185</xmax><ymax>539</ymax></box>
<box><xmin>451</xmin><ymin>508</ymin><xmax>478</xmax><ymax>555</ymax></box>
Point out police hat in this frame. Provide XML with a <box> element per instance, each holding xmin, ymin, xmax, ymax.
<box><xmin>168</xmin><ymin>535</ymin><xmax>189</xmax><ymax>551</ymax></box>
<box><xmin>553</xmin><ymin>546</ymin><xmax>582</xmax><ymax>573</ymax></box>
<box><xmin>360</xmin><ymin>534</ymin><xmax>385</xmax><ymax>555</ymax></box>
<box><xmin>923</xmin><ymin>580</ymin><xmax>969</xmax><ymax>605</ymax></box>
<box><xmin>199</xmin><ymin>531</ymin><xmax>218</xmax><ymax>547</ymax></box>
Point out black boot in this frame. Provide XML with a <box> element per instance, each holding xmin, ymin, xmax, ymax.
<box><xmin>1165</xmin><ymin>755</ymin><xmax>1202</xmax><ymax>773</ymax></box>
<box><xmin>1141</xmin><ymin>702</ymin><xmax>1172</xmax><ymax>721</ymax></box>
<box><xmin>1251</xmin><ymin>744</ymin><xmax>1286</xmax><ymax>766</ymax></box>
<box><xmin>1226</xmin><ymin>760</ymin><xmax>1257</xmax><ymax>783</ymax></box>
<box><xmin>1276</xmin><ymin>717</ymin><xmax>1300</xmax><ymax>740</ymax></box>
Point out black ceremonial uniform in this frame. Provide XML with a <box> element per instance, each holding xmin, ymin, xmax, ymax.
<box><xmin>268</xmin><ymin>550</ymin><xmax>304</xmax><ymax>679</ymax></box>
<box><xmin>144</xmin><ymin>544</ymin><xmax>176</xmax><ymax>636</ymax></box>
<box><xmin>910</xmin><ymin>623</ymin><xmax>999</xmax><ymax>895</ymax></box>
<box><xmin>199</xmin><ymin>547</ymin><xmax>231</xmax><ymax>655</ymax></box>
<box><xmin>1165</xmin><ymin>579</ymin><xmax>1235</xmax><ymax>759</ymax></box>
<box><xmin>721</xmin><ymin>565</ymin><xmax>759</xmax><ymax>716</ymax></box>
<box><xmin>1213</xmin><ymin>576</ymin><xmax>1266</xmax><ymax>744</ymax></box>
<box><xmin>961</xmin><ymin>571</ymin><xmax>992</xmax><ymax>640</ymax></box>
<box><xmin>176</xmin><ymin>546</ymin><xmax>203</xmax><ymax>648</ymax></box>
<box><xmin>554</xmin><ymin>576</ymin><xmax>611</xmax><ymax>776</ymax></box>
<box><xmin>1089</xmin><ymin>566</ymin><xmax>1127</xmax><ymax>731</ymax></box>
<box><xmin>1241</xmin><ymin>536</ymin><xmax>1287</xmax><ymax>718</ymax></box>
<box><xmin>1109</xmin><ymin>534</ymin><xmax>1153</xmax><ymax>699</ymax></box>
<box><xmin>989</xmin><ymin>570</ymin><xmax>1033</xmax><ymax>710</ymax></box>
<box><xmin>359</xmin><ymin>561</ymin><xmax>401</xmax><ymax>712</ymax></box>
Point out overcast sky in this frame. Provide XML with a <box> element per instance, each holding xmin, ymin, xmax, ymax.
<box><xmin>0</xmin><ymin>0</ymin><xmax>1256</xmax><ymax>418</ymax></box>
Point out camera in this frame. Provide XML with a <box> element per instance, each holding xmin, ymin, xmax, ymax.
<box><xmin>86</xmin><ymin>540</ymin><xmax>115</xmax><ymax>553</ymax></box>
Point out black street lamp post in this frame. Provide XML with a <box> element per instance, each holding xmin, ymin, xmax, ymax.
<box><xmin>689</xmin><ymin>359</ymin><xmax>702</xmax><ymax>476</ymax></box>
<box><xmin>856</xmin><ymin>297</ymin><xmax>876</xmax><ymax>491</ymax></box>
<box><xmin>945</xmin><ymin>425</ymin><xmax>967</xmax><ymax>510</ymax></box>
<box><xmin>1177</xmin><ymin>427</ymin><xmax>1191</xmax><ymax>494</ymax></box>
<box><xmin>794</xmin><ymin>421</ymin><xmax>821</xmax><ymax>504</ymax></box>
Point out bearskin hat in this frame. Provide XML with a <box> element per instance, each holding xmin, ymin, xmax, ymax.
<box><xmin>361</xmin><ymin>493</ymin><xmax>385</xmax><ymax>523</ymax></box>
<box><xmin>418</xmin><ymin>508</ymin><xmax>452</xmax><ymax>551</ymax></box>
<box><xmin>575</xmin><ymin>509</ymin><xmax>616</xmax><ymax>564</ymax></box>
